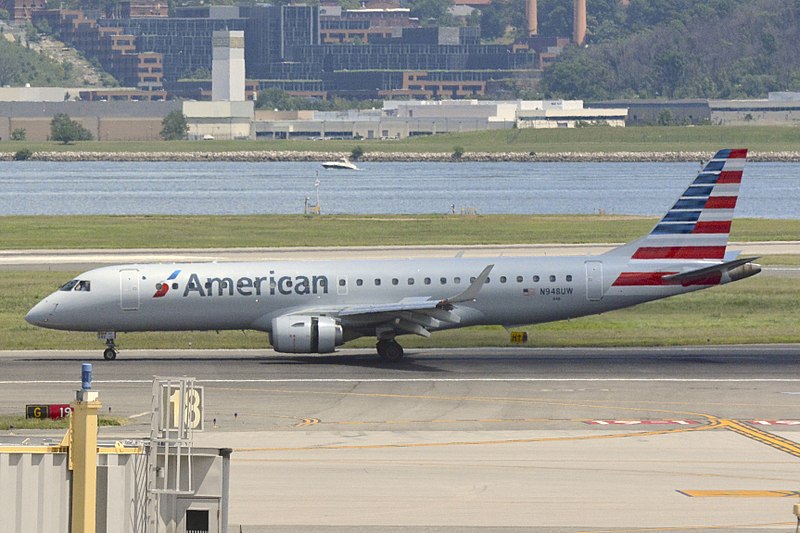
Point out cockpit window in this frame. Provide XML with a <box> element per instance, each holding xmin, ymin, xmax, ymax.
<box><xmin>59</xmin><ymin>279</ymin><xmax>90</xmax><ymax>292</ymax></box>
<box><xmin>59</xmin><ymin>280</ymin><xmax>79</xmax><ymax>291</ymax></box>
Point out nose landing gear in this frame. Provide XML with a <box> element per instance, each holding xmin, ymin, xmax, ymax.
<box><xmin>99</xmin><ymin>332</ymin><xmax>118</xmax><ymax>361</ymax></box>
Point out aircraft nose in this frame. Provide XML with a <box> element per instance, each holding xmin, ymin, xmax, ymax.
<box><xmin>25</xmin><ymin>300</ymin><xmax>56</xmax><ymax>327</ymax></box>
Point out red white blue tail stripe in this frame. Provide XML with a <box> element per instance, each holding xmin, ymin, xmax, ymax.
<box><xmin>631</xmin><ymin>148</ymin><xmax>746</xmax><ymax>261</ymax></box>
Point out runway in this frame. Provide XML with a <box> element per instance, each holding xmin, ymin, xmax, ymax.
<box><xmin>2</xmin><ymin>346</ymin><xmax>800</xmax><ymax>531</ymax></box>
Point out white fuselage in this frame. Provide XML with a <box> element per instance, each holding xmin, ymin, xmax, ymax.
<box><xmin>25</xmin><ymin>254</ymin><xmax>716</xmax><ymax>335</ymax></box>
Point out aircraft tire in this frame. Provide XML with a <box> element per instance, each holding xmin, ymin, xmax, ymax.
<box><xmin>377</xmin><ymin>340</ymin><xmax>404</xmax><ymax>362</ymax></box>
<box><xmin>103</xmin><ymin>348</ymin><xmax>117</xmax><ymax>361</ymax></box>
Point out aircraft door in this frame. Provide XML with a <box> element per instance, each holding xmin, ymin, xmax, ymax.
<box><xmin>585</xmin><ymin>261</ymin><xmax>604</xmax><ymax>301</ymax></box>
<box><xmin>119</xmin><ymin>269</ymin><xmax>140</xmax><ymax>311</ymax></box>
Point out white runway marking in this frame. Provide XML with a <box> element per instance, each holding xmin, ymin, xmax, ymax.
<box><xmin>5</xmin><ymin>377</ymin><xmax>800</xmax><ymax>385</ymax></box>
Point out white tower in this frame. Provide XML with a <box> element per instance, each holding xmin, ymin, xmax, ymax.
<box><xmin>212</xmin><ymin>30</ymin><xmax>245</xmax><ymax>102</ymax></box>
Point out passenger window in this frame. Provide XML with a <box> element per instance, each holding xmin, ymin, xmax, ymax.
<box><xmin>356</xmin><ymin>279</ymin><xmax>363</xmax><ymax>286</ymax></box>
<box><xmin>454</xmin><ymin>277</ymin><xmax>461</xmax><ymax>284</ymax></box>
<box><xmin>516</xmin><ymin>276</ymin><xmax>523</xmax><ymax>283</ymax></box>
<box><xmin>338</xmin><ymin>279</ymin><xmax>346</xmax><ymax>286</ymax></box>
<box><xmin>440</xmin><ymin>277</ymin><xmax>447</xmax><ymax>285</ymax></box>
<box><xmin>172</xmin><ymin>283</ymin><xmax>179</xmax><ymax>290</ymax></box>
<box><xmin>392</xmin><ymin>278</ymin><xmax>399</xmax><ymax>285</ymax></box>
<box><xmin>407</xmin><ymin>278</ymin><xmax>415</xmax><ymax>285</ymax></box>
<box><xmin>374</xmin><ymin>278</ymin><xmax>381</xmax><ymax>286</ymax></box>
<box><xmin>470</xmin><ymin>277</ymin><xmax>476</xmax><ymax>283</ymax></box>
<box><xmin>549</xmin><ymin>275</ymin><xmax>556</xmax><ymax>282</ymax></box>
<box><xmin>424</xmin><ymin>277</ymin><xmax>431</xmax><ymax>285</ymax></box>
<box><xmin>533</xmin><ymin>275</ymin><xmax>540</xmax><ymax>282</ymax></box>
<box><xmin>500</xmin><ymin>276</ymin><xmax>507</xmax><ymax>283</ymax></box>
<box><xmin>566</xmin><ymin>275</ymin><xmax>573</xmax><ymax>282</ymax></box>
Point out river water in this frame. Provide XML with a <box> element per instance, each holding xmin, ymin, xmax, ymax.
<box><xmin>2</xmin><ymin>161</ymin><xmax>798</xmax><ymax>218</ymax></box>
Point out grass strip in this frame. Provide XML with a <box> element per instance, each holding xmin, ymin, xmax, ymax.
<box><xmin>0</xmin><ymin>415</ymin><xmax>125</xmax><ymax>430</ymax></box>
<box><xmin>2</xmin><ymin>126</ymin><xmax>800</xmax><ymax>154</ymax></box>
<box><xmin>0</xmin><ymin>215</ymin><xmax>797</xmax><ymax>249</ymax></box>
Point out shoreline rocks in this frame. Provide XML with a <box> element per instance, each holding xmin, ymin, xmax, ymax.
<box><xmin>3</xmin><ymin>150</ymin><xmax>800</xmax><ymax>162</ymax></box>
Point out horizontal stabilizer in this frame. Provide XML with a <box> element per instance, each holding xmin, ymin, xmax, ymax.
<box><xmin>661</xmin><ymin>257</ymin><xmax>760</xmax><ymax>284</ymax></box>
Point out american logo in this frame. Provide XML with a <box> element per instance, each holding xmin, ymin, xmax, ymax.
<box><xmin>153</xmin><ymin>270</ymin><xmax>182</xmax><ymax>298</ymax></box>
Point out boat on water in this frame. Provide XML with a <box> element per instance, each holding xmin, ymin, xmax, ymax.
<box><xmin>321</xmin><ymin>157</ymin><xmax>360</xmax><ymax>170</ymax></box>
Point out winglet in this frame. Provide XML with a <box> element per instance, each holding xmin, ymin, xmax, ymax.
<box><xmin>440</xmin><ymin>264</ymin><xmax>494</xmax><ymax>307</ymax></box>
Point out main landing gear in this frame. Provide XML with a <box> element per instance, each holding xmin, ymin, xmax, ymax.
<box><xmin>376</xmin><ymin>339</ymin><xmax>404</xmax><ymax>362</ymax></box>
<box><xmin>100</xmin><ymin>332</ymin><xmax>118</xmax><ymax>361</ymax></box>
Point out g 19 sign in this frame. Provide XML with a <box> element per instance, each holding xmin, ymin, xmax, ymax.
<box><xmin>26</xmin><ymin>404</ymin><xmax>72</xmax><ymax>420</ymax></box>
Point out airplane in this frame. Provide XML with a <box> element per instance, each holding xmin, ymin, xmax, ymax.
<box><xmin>25</xmin><ymin>149</ymin><xmax>761</xmax><ymax>363</ymax></box>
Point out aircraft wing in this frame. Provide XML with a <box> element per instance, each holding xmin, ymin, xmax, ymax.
<box><xmin>293</xmin><ymin>264</ymin><xmax>494</xmax><ymax>337</ymax></box>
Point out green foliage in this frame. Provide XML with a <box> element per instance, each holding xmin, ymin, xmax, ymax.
<box><xmin>657</xmin><ymin>109</ymin><xmax>674</xmax><ymax>126</ymax></box>
<box><xmin>350</xmin><ymin>145</ymin><xmax>365</xmax><ymax>161</ymax></box>
<box><xmin>182</xmin><ymin>67</ymin><xmax>211</xmax><ymax>80</ymax></box>
<box><xmin>541</xmin><ymin>0</ymin><xmax>800</xmax><ymax>99</ymax></box>
<box><xmin>409</xmin><ymin>0</ymin><xmax>455</xmax><ymax>26</ymax></box>
<box><xmin>24</xmin><ymin>21</ymin><xmax>40</xmax><ymax>43</ymax></box>
<box><xmin>50</xmin><ymin>113</ymin><xmax>93</xmax><ymax>144</ymax></box>
<box><xmin>34</xmin><ymin>18</ymin><xmax>52</xmax><ymax>36</ymax></box>
<box><xmin>10</xmin><ymin>128</ymin><xmax>27</xmax><ymax>141</ymax></box>
<box><xmin>255</xmin><ymin>88</ymin><xmax>381</xmax><ymax>111</ymax></box>
<box><xmin>13</xmin><ymin>149</ymin><xmax>33</xmax><ymax>161</ymax></box>
<box><xmin>160</xmin><ymin>110</ymin><xmax>189</xmax><ymax>141</ymax></box>
<box><xmin>0</xmin><ymin>38</ymin><xmax>79</xmax><ymax>87</ymax></box>
<box><xmin>451</xmin><ymin>145</ymin><xmax>464</xmax><ymax>159</ymax></box>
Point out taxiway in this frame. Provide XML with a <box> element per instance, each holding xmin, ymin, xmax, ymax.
<box><xmin>2</xmin><ymin>346</ymin><xmax>800</xmax><ymax>531</ymax></box>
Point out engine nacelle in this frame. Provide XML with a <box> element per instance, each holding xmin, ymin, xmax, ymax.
<box><xmin>270</xmin><ymin>315</ymin><xmax>344</xmax><ymax>353</ymax></box>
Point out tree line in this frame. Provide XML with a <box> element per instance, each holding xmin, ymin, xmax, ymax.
<box><xmin>541</xmin><ymin>0</ymin><xmax>800</xmax><ymax>99</ymax></box>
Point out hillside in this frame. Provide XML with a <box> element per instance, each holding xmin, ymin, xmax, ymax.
<box><xmin>0</xmin><ymin>36</ymin><xmax>80</xmax><ymax>87</ymax></box>
<box><xmin>541</xmin><ymin>0</ymin><xmax>800</xmax><ymax>99</ymax></box>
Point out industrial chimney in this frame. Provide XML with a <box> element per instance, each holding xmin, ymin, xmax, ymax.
<box><xmin>573</xmin><ymin>0</ymin><xmax>586</xmax><ymax>45</ymax></box>
<box><xmin>527</xmin><ymin>0</ymin><xmax>538</xmax><ymax>36</ymax></box>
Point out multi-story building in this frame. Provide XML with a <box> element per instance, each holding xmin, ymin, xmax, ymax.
<box><xmin>36</xmin><ymin>4</ymin><xmax>537</xmax><ymax>101</ymax></box>
<box><xmin>109</xmin><ymin>0</ymin><xmax>168</xmax><ymax>19</ymax></box>
<box><xmin>37</xmin><ymin>9</ymin><xmax>165</xmax><ymax>94</ymax></box>
<box><xmin>0</xmin><ymin>0</ymin><xmax>45</xmax><ymax>21</ymax></box>
<box><xmin>320</xmin><ymin>5</ymin><xmax>416</xmax><ymax>44</ymax></box>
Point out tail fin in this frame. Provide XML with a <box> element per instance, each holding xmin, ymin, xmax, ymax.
<box><xmin>609</xmin><ymin>148</ymin><xmax>747</xmax><ymax>261</ymax></box>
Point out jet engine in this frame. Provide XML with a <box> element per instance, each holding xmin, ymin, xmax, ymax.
<box><xmin>270</xmin><ymin>315</ymin><xmax>344</xmax><ymax>353</ymax></box>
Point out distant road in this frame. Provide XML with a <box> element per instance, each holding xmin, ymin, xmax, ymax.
<box><xmin>0</xmin><ymin>242</ymin><xmax>797</xmax><ymax>270</ymax></box>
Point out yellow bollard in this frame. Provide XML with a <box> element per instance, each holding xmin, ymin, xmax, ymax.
<box><xmin>70</xmin><ymin>363</ymin><xmax>101</xmax><ymax>533</ymax></box>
